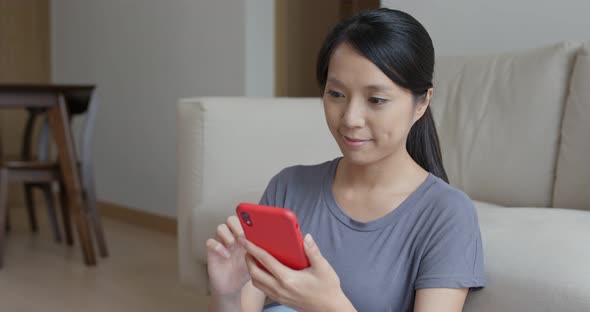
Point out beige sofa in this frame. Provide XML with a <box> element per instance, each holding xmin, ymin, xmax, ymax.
<box><xmin>177</xmin><ymin>41</ymin><xmax>590</xmax><ymax>311</ymax></box>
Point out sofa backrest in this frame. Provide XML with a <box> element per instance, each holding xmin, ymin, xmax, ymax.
<box><xmin>177</xmin><ymin>42</ymin><xmax>590</xmax><ymax>268</ymax></box>
<box><xmin>553</xmin><ymin>42</ymin><xmax>590</xmax><ymax>211</ymax></box>
<box><xmin>432</xmin><ymin>42</ymin><xmax>580</xmax><ymax>207</ymax></box>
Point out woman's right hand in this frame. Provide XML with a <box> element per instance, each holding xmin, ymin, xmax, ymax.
<box><xmin>206</xmin><ymin>215</ymin><xmax>250</xmax><ymax>299</ymax></box>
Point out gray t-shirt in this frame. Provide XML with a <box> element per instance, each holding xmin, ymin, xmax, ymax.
<box><xmin>259</xmin><ymin>158</ymin><xmax>486</xmax><ymax>312</ymax></box>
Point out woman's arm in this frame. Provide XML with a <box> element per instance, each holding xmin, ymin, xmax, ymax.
<box><xmin>241</xmin><ymin>281</ymin><xmax>267</xmax><ymax>311</ymax></box>
<box><xmin>208</xmin><ymin>281</ymin><xmax>266</xmax><ymax>312</ymax></box>
<box><xmin>206</xmin><ymin>214</ymin><xmax>268</xmax><ymax>312</ymax></box>
<box><xmin>241</xmin><ymin>234</ymin><xmax>357</xmax><ymax>312</ymax></box>
<box><xmin>208</xmin><ymin>293</ymin><xmax>240</xmax><ymax>312</ymax></box>
<box><xmin>414</xmin><ymin>288</ymin><xmax>468</xmax><ymax>312</ymax></box>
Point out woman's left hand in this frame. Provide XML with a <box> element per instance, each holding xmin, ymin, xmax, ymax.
<box><xmin>240</xmin><ymin>234</ymin><xmax>356</xmax><ymax>312</ymax></box>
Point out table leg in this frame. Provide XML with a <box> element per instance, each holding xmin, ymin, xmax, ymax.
<box><xmin>47</xmin><ymin>97</ymin><xmax>96</xmax><ymax>265</ymax></box>
<box><xmin>0</xmin><ymin>170</ymin><xmax>9</xmax><ymax>268</ymax></box>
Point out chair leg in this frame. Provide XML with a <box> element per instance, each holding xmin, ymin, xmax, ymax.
<box><xmin>24</xmin><ymin>184</ymin><xmax>39</xmax><ymax>233</ymax></box>
<box><xmin>0</xmin><ymin>170</ymin><xmax>9</xmax><ymax>268</ymax></box>
<box><xmin>4</xmin><ymin>208</ymin><xmax>10</xmax><ymax>233</ymax></box>
<box><xmin>41</xmin><ymin>184</ymin><xmax>62</xmax><ymax>243</ymax></box>
<box><xmin>22</xmin><ymin>110</ymin><xmax>39</xmax><ymax>234</ymax></box>
<box><xmin>21</xmin><ymin>108</ymin><xmax>38</xmax><ymax>161</ymax></box>
<box><xmin>58</xmin><ymin>179</ymin><xmax>74</xmax><ymax>246</ymax></box>
<box><xmin>82</xmin><ymin>163</ymin><xmax>108</xmax><ymax>257</ymax></box>
<box><xmin>85</xmin><ymin>180</ymin><xmax>108</xmax><ymax>257</ymax></box>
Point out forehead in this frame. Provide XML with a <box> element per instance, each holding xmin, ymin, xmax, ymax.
<box><xmin>327</xmin><ymin>42</ymin><xmax>395</xmax><ymax>89</ymax></box>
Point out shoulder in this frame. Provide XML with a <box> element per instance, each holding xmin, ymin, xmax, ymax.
<box><xmin>422</xmin><ymin>175</ymin><xmax>479</xmax><ymax>229</ymax></box>
<box><xmin>260</xmin><ymin>158</ymin><xmax>338</xmax><ymax>207</ymax></box>
<box><xmin>268</xmin><ymin>158</ymin><xmax>337</xmax><ymax>187</ymax></box>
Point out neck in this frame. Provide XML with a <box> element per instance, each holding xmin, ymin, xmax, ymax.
<box><xmin>336</xmin><ymin>149</ymin><xmax>427</xmax><ymax>192</ymax></box>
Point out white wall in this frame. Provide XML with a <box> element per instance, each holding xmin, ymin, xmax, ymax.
<box><xmin>52</xmin><ymin>0</ymin><xmax>274</xmax><ymax>217</ymax></box>
<box><xmin>382</xmin><ymin>0</ymin><xmax>590</xmax><ymax>56</ymax></box>
<box><xmin>245</xmin><ymin>0</ymin><xmax>275</xmax><ymax>96</ymax></box>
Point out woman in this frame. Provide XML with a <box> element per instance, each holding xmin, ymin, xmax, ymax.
<box><xmin>206</xmin><ymin>8</ymin><xmax>486</xmax><ymax>312</ymax></box>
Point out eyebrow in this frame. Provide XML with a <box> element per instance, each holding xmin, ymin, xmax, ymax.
<box><xmin>366</xmin><ymin>84</ymin><xmax>391</xmax><ymax>92</ymax></box>
<box><xmin>327</xmin><ymin>77</ymin><xmax>391</xmax><ymax>92</ymax></box>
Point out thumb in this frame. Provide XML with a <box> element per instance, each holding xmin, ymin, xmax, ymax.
<box><xmin>303</xmin><ymin>234</ymin><xmax>326</xmax><ymax>268</ymax></box>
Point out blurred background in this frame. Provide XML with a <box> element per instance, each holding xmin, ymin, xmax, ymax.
<box><xmin>2</xmin><ymin>0</ymin><xmax>588</xmax><ymax>221</ymax></box>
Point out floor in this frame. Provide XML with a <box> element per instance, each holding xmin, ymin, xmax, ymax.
<box><xmin>0</xmin><ymin>207</ymin><xmax>210</xmax><ymax>311</ymax></box>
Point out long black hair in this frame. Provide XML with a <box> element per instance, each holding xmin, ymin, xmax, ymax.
<box><xmin>316</xmin><ymin>8</ymin><xmax>449</xmax><ymax>183</ymax></box>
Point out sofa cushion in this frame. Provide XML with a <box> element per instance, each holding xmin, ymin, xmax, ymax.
<box><xmin>432</xmin><ymin>42</ymin><xmax>580</xmax><ymax>207</ymax></box>
<box><xmin>465</xmin><ymin>201</ymin><xmax>590</xmax><ymax>312</ymax></box>
<box><xmin>553</xmin><ymin>42</ymin><xmax>590</xmax><ymax>211</ymax></box>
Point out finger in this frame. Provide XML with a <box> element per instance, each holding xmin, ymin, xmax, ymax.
<box><xmin>215</xmin><ymin>223</ymin><xmax>236</xmax><ymax>247</ymax></box>
<box><xmin>303</xmin><ymin>234</ymin><xmax>326</xmax><ymax>268</ymax></box>
<box><xmin>245</xmin><ymin>254</ymin><xmax>281</xmax><ymax>298</ymax></box>
<box><xmin>226</xmin><ymin>215</ymin><xmax>244</xmax><ymax>238</ymax></box>
<box><xmin>206</xmin><ymin>238</ymin><xmax>230</xmax><ymax>259</ymax></box>
<box><xmin>240</xmin><ymin>236</ymin><xmax>292</xmax><ymax>279</ymax></box>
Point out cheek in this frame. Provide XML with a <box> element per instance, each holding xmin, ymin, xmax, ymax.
<box><xmin>373</xmin><ymin>107</ymin><xmax>414</xmax><ymax>142</ymax></box>
<box><xmin>323</xmin><ymin>102</ymin><xmax>340</xmax><ymax>129</ymax></box>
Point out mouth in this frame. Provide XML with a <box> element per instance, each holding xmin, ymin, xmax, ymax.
<box><xmin>341</xmin><ymin>135</ymin><xmax>371</xmax><ymax>147</ymax></box>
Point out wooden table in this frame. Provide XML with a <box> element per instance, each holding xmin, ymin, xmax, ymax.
<box><xmin>0</xmin><ymin>84</ymin><xmax>97</xmax><ymax>265</ymax></box>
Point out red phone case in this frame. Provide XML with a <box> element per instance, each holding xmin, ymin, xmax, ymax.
<box><xmin>236</xmin><ymin>202</ymin><xmax>310</xmax><ymax>271</ymax></box>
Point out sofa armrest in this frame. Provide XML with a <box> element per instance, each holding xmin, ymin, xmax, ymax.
<box><xmin>176</xmin><ymin>97</ymin><xmax>340</xmax><ymax>292</ymax></box>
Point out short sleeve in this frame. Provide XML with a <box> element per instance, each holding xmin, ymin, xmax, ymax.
<box><xmin>258</xmin><ymin>168</ymin><xmax>288</xmax><ymax>207</ymax></box>
<box><xmin>414</xmin><ymin>192</ymin><xmax>487</xmax><ymax>290</ymax></box>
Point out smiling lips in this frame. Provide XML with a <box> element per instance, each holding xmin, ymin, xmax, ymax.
<box><xmin>342</xmin><ymin>135</ymin><xmax>371</xmax><ymax>147</ymax></box>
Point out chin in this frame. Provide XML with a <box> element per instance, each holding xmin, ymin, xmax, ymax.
<box><xmin>338</xmin><ymin>145</ymin><xmax>398</xmax><ymax>168</ymax></box>
<box><xmin>339</xmin><ymin>149</ymin><xmax>379</xmax><ymax>166</ymax></box>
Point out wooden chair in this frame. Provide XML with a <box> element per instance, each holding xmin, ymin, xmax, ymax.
<box><xmin>12</xmin><ymin>108</ymin><xmax>65</xmax><ymax>243</ymax></box>
<box><xmin>0</xmin><ymin>91</ymin><xmax>107</xmax><ymax>268</ymax></box>
<box><xmin>0</xmin><ymin>158</ymin><xmax>65</xmax><ymax>268</ymax></box>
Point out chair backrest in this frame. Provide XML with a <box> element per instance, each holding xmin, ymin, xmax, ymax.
<box><xmin>35</xmin><ymin>88</ymin><xmax>99</xmax><ymax>189</ymax></box>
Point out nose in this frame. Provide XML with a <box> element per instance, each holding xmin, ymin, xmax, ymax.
<box><xmin>342</xmin><ymin>98</ymin><xmax>366</xmax><ymax>129</ymax></box>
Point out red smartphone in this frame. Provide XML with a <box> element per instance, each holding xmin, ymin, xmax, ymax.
<box><xmin>236</xmin><ymin>202</ymin><xmax>310</xmax><ymax>271</ymax></box>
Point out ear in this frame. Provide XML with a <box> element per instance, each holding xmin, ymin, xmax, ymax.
<box><xmin>413</xmin><ymin>88</ymin><xmax>433</xmax><ymax>124</ymax></box>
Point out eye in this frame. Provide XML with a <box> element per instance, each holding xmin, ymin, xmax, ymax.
<box><xmin>368</xmin><ymin>97</ymin><xmax>388</xmax><ymax>105</ymax></box>
<box><xmin>326</xmin><ymin>89</ymin><xmax>344</xmax><ymax>98</ymax></box>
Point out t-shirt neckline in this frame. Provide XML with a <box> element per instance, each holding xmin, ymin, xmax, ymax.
<box><xmin>322</xmin><ymin>157</ymin><xmax>436</xmax><ymax>232</ymax></box>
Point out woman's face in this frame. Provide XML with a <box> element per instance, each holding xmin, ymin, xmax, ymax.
<box><xmin>322</xmin><ymin>43</ymin><xmax>430</xmax><ymax>166</ymax></box>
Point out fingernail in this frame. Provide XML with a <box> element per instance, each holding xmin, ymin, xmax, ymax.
<box><xmin>304</xmin><ymin>234</ymin><xmax>315</xmax><ymax>248</ymax></box>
